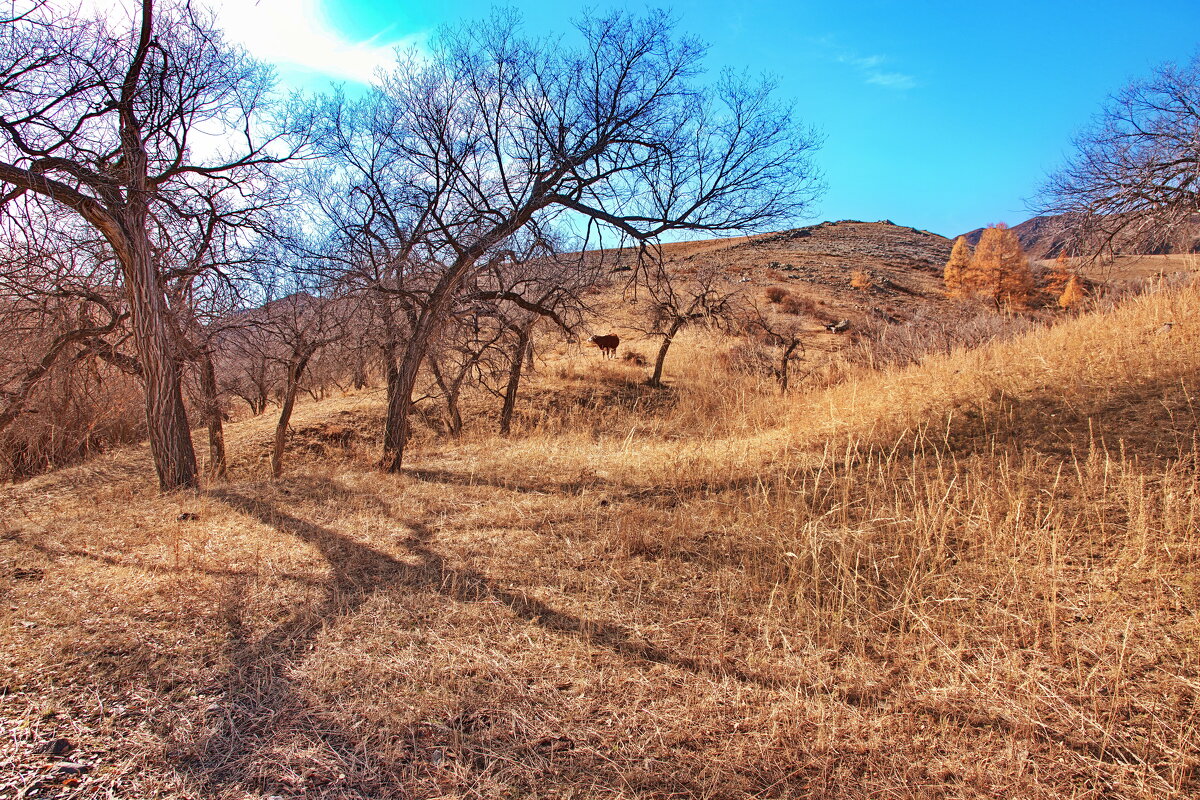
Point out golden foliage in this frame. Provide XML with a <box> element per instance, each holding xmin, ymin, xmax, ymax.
<box><xmin>967</xmin><ymin>224</ymin><xmax>1032</xmax><ymax>308</ymax></box>
<box><xmin>1058</xmin><ymin>273</ymin><xmax>1086</xmax><ymax>309</ymax></box>
<box><xmin>942</xmin><ymin>236</ymin><xmax>972</xmax><ymax>298</ymax></box>
<box><xmin>850</xmin><ymin>269</ymin><xmax>873</xmax><ymax>290</ymax></box>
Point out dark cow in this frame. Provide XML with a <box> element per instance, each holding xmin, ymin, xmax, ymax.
<box><xmin>589</xmin><ymin>334</ymin><xmax>620</xmax><ymax>358</ymax></box>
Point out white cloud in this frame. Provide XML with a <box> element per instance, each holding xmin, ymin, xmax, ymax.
<box><xmin>866</xmin><ymin>71</ymin><xmax>917</xmax><ymax>90</ymax></box>
<box><xmin>207</xmin><ymin>0</ymin><xmax>418</xmax><ymax>86</ymax></box>
<box><xmin>838</xmin><ymin>53</ymin><xmax>917</xmax><ymax>91</ymax></box>
<box><xmin>79</xmin><ymin>0</ymin><xmax>420</xmax><ymax>87</ymax></box>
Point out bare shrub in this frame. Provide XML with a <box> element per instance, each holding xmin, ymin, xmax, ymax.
<box><xmin>0</xmin><ymin>355</ymin><xmax>143</xmax><ymax>481</ymax></box>
<box><xmin>764</xmin><ymin>286</ymin><xmax>789</xmax><ymax>304</ymax></box>
<box><xmin>717</xmin><ymin>339</ymin><xmax>775</xmax><ymax>376</ymax></box>
<box><xmin>778</xmin><ymin>293</ymin><xmax>817</xmax><ymax>316</ymax></box>
<box><xmin>850</xmin><ymin>269</ymin><xmax>873</xmax><ymax>290</ymax></box>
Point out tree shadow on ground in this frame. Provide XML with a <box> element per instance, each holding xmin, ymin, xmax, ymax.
<box><xmin>174</xmin><ymin>479</ymin><xmax>784</xmax><ymax>797</ymax></box>
<box><xmin>407</xmin><ymin>466</ymin><xmax>770</xmax><ymax>508</ymax></box>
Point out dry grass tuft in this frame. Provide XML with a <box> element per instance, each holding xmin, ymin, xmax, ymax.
<box><xmin>1</xmin><ymin>280</ymin><xmax>1198</xmax><ymax>798</ymax></box>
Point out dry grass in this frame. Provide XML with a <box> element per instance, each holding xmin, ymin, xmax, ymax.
<box><xmin>1038</xmin><ymin>252</ymin><xmax>1200</xmax><ymax>283</ymax></box>
<box><xmin>1</xmin><ymin>281</ymin><xmax>1198</xmax><ymax>798</ymax></box>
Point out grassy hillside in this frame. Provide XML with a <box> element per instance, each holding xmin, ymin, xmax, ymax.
<box><xmin>595</xmin><ymin>219</ymin><xmax>956</xmax><ymax>332</ymax></box>
<box><xmin>1</xmin><ymin>280</ymin><xmax>1197</xmax><ymax>798</ymax></box>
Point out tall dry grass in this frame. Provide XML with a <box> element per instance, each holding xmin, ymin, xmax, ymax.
<box><xmin>0</xmin><ymin>279</ymin><xmax>1197</xmax><ymax>798</ymax></box>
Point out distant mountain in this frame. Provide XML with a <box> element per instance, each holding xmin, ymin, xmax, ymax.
<box><xmin>958</xmin><ymin>214</ymin><xmax>1199</xmax><ymax>258</ymax></box>
<box><xmin>957</xmin><ymin>216</ymin><xmax>1081</xmax><ymax>259</ymax></box>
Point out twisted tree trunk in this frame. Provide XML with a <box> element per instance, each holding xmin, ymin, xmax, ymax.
<box><xmin>499</xmin><ymin>324</ymin><xmax>532</xmax><ymax>436</ymax></box>
<box><xmin>120</xmin><ymin>217</ymin><xmax>199</xmax><ymax>490</ymax></box>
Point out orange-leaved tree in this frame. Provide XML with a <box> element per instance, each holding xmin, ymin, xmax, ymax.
<box><xmin>968</xmin><ymin>224</ymin><xmax>1033</xmax><ymax>309</ymax></box>
<box><xmin>943</xmin><ymin>236</ymin><xmax>972</xmax><ymax>297</ymax></box>
<box><xmin>1058</xmin><ymin>273</ymin><xmax>1086</xmax><ymax>309</ymax></box>
<box><xmin>1045</xmin><ymin>250</ymin><xmax>1074</xmax><ymax>293</ymax></box>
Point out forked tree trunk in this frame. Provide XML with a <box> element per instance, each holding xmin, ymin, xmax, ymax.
<box><xmin>380</xmin><ymin>210</ymin><xmax>542</xmax><ymax>472</ymax></box>
<box><xmin>382</xmin><ymin>278</ymin><xmax>461</xmax><ymax>472</ymax></box>
<box><xmin>198</xmin><ymin>348</ymin><xmax>227</xmax><ymax>480</ymax></box>
<box><xmin>271</xmin><ymin>353</ymin><xmax>311</xmax><ymax>479</ymax></box>
<box><xmin>499</xmin><ymin>325</ymin><xmax>532</xmax><ymax>436</ymax></box>
<box><xmin>649</xmin><ymin>318</ymin><xmax>685</xmax><ymax>387</ymax></box>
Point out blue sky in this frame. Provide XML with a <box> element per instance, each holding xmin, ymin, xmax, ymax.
<box><xmin>209</xmin><ymin>0</ymin><xmax>1199</xmax><ymax>238</ymax></box>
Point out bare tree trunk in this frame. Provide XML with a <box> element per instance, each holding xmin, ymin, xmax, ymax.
<box><xmin>382</xmin><ymin>335</ymin><xmax>427</xmax><ymax>472</ymax></box>
<box><xmin>198</xmin><ymin>348</ymin><xmax>227</xmax><ymax>480</ymax></box>
<box><xmin>649</xmin><ymin>319</ymin><xmax>685</xmax><ymax>387</ymax></box>
<box><xmin>382</xmin><ymin>277</ymin><xmax>462</xmax><ymax>472</ymax></box>
<box><xmin>271</xmin><ymin>354</ymin><xmax>310</xmax><ymax>479</ymax></box>
<box><xmin>499</xmin><ymin>325</ymin><xmax>532</xmax><ymax>436</ymax></box>
<box><xmin>352</xmin><ymin>356</ymin><xmax>368</xmax><ymax>390</ymax></box>
<box><xmin>123</xmin><ymin>227</ymin><xmax>199</xmax><ymax>491</ymax></box>
<box><xmin>778</xmin><ymin>340</ymin><xmax>800</xmax><ymax>394</ymax></box>
<box><xmin>429</xmin><ymin>359</ymin><xmax>463</xmax><ymax>437</ymax></box>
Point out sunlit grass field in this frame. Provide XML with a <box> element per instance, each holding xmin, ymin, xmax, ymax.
<box><xmin>2</xmin><ymin>280</ymin><xmax>1197</xmax><ymax>798</ymax></box>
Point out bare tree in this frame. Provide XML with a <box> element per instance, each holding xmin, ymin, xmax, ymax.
<box><xmin>1037</xmin><ymin>50</ymin><xmax>1200</xmax><ymax>256</ymax></box>
<box><xmin>639</xmin><ymin>262</ymin><xmax>744</xmax><ymax>387</ymax></box>
<box><xmin>0</xmin><ymin>220</ymin><xmax>128</xmax><ymax>434</ymax></box>
<box><xmin>0</xmin><ymin>0</ymin><xmax>300</xmax><ymax>490</ymax></box>
<box><xmin>248</xmin><ymin>282</ymin><xmax>346</xmax><ymax>479</ymax></box>
<box><xmin>216</xmin><ymin>320</ymin><xmax>281</xmax><ymax>417</ymax></box>
<box><xmin>741</xmin><ymin>302</ymin><xmax>806</xmax><ymax>394</ymax></box>
<box><xmin>315</xmin><ymin>10</ymin><xmax>823</xmax><ymax>472</ymax></box>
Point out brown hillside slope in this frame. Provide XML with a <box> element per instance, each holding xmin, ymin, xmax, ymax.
<box><xmin>596</xmin><ymin>219</ymin><xmax>957</xmax><ymax>329</ymax></box>
<box><xmin>0</xmin><ymin>282</ymin><xmax>1197</xmax><ymax>798</ymax></box>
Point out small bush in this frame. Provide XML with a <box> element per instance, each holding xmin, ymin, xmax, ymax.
<box><xmin>764</xmin><ymin>286</ymin><xmax>790</xmax><ymax>304</ymax></box>
<box><xmin>850</xmin><ymin>269</ymin><xmax>873</xmax><ymax>290</ymax></box>
<box><xmin>778</xmin><ymin>294</ymin><xmax>817</xmax><ymax>317</ymax></box>
<box><xmin>716</xmin><ymin>340</ymin><xmax>775</xmax><ymax>377</ymax></box>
